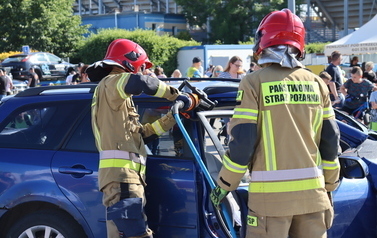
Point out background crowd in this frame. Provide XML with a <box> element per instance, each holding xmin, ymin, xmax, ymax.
<box><xmin>2</xmin><ymin>49</ymin><xmax>377</xmax><ymax>131</ymax></box>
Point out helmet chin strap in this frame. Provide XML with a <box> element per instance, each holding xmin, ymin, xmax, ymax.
<box><xmin>258</xmin><ymin>45</ymin><xmax>304</xmax><ymax>69</ymax></box>
<box><xmin>122</xmin><ymin>60</ymin><xmax>135</xmax><ymax>73</ymax></box>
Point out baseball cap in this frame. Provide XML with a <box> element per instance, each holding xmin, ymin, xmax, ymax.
<box><xmin>192</xmin><ymin>57</ymin><xmax>202</xmax><ymax>63</ymax></box>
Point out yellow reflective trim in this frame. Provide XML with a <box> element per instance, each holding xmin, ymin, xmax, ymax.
<box><xmin>91</xmin><ymin>86</ymin><xmax>98</xmax><ymax>107</ymax></box>
<box><xmin>322</xmin><ymin>160</ymin><xmax>340</xmax><ymax>170</ymax></box>
<box><xmin>154</xmin><ymin>82</ymin><xmax>167</xmax><ymax>98</ymax></box>
<box><xmin>323</xmin><ymin>107</ymin><xmax>335</xmax><ymax>119</ymax></box>
<box><xmin>223</xmin><ymin>155</ymin><xmax>248</xmax><ymax>173</ymax></box>
<box><xmin>92</xmin><ymin>87</ymin><xmax>102</xmax><ymax>151</ymax></box>
<box><xmin>262</xmin><ymin>111</ymin><xmax>277</xmax><ymax>171</ymax></box>
<box><xmin>236</xmin><ymin>90</ymin><xmax>244</xmax><ymax>101</ymax></box>
<box><xmin>232</xmin><ymin>114</ymin><xmax>257</xmax><ymax>120</ymax></box>
<box><xmin>92</xmin><ymin>124</ymin><xmax>102</xmax><ymax>151</ymax></box>
<box><xmin>233</xmin><ymin>108</ymin><xmax>258</xmax><ymax>120</ymax></box>
<box><xmin>116</xmin><ymin>73</ymin><xmax>129</xmax><ymax>99</ymax></box>
<box><xmin>261</xmin><ymin>81</ymin><xmax>321</xmax><ymax>106</ymax></box>
<box><xmin>234</xmin><ymin>108</ymin><xmax>258</xmax><ymax>113</ymax></box>
<box><xmin>312</xmin><ymin>110</ymin><xmax>322</xmax><ymax>165</ymax></box>
<box><xmin>249</xmin><ymin>177</ymin><xmax>325</xmax><ymax>193</ymax></box>
<box><xmin>99</xmin><ymin>159</ymin><xmax>146</xmax><ymax>173</ymax></box>
<box><xmin>151</xmin><ymin>121</ymin><xmax>165</xmax><ymax>136</ymax></box>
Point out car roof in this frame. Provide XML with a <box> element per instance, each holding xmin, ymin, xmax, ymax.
<box><xmin>13</xmin><ymin>79</ymin><xmax>239</xmax><ymax>106</ymax></box>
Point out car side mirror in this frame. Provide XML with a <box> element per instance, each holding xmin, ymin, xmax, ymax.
<box><xmin>339</xmin><ymin>156</ymin><xmax>369</xmax><ymax>179</ymax></box>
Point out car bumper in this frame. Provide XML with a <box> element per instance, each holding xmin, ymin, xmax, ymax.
<box><xmin>11</xmin><ymin>71</ymin><xmax>29</xmax><ymax>80</ymax></box>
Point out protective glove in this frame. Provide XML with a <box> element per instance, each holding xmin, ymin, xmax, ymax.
<box><xmin>210</xmin><ymin>186</ymin><xmax>229</xmax><ymax>209</ymax></box>
<box><xmin>175</xmin><ymin>93</ymin><xmax>193</xmax><ymax>111</ymax></box>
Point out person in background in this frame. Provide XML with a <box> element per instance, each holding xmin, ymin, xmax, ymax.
<box><xmin>65</xmin><ymin>67</ymin><xmax>76</xmax><ymax>85</ymax></box>
<box><xmin>209</xmin><ymin>64</ymin><xmax>225</xmax><ymax>128</ymax></box>
<box><xmin>363</xmin><ymin>61</ymin><xmax>377</xmax><ymax>84</ymax></box>
<box><xmin>325</xmin><ymin>51</ymin><xmax>343</xmax><ymax>89</ymax></box>
<box><xmin>28</xmin><ymin>68</ymin><xmax>39</xmax><ymax>88</ymax></box>
<box><xmin>205</xmin><ymin>64</ymin><xmax>214</xmax><ymax>77</ymax></box>
<box><xmin>350</xmin><ymin>56</ymin><xmax>360</xmax><ymax>67</ymax></box>
<box><xmin>143</xmin><ymin>68</ymin><xmax>157</xmax><ymax>77</ymax></box>
<box><xmin>319</xmin><ymin>71</ymin><xmax>343</xmax><ymax>108</ymax></box>
<box><xmin>186</xmin><ymin>57</ymin><xmax>203</xmax><ymax>78</ymax></box>
<box><xmin>340</xmin><ymin>66</ymin><xmax>376</xmax><ymax>120</ymax></box>
<box><xmin>72</xmin><ymin>62</ymin><xmax>85</xmax><ymax>84</ymax></box>
<box><xmin>154</xmin><ymin>66</ymin><xmax>167</xmax><ymax>78</ymax></box>
<box><xmin>361</xmin><ymin>62</ymin><xmax>366</xmax><ymax>72</ymax></box>
<box><xmin>210</xmin><ymin>9</ymin><xmax>340</xmax><ymax>238</ymax></box>
<box><xmin>4</xmin><ymin>70</ymin><xmax>13</xmax><ymax>95</ymax></box>
<box><xmin>369</xmin><ymin>91</ymin><xmax>377</xmax><ymax>131</ymax></box>
<box><xmin>86</xmin><ymin>38</ymin><xmax>194</xmax><ymax>238</ymax></box>
<box><xmin>370</xmin><ymin>90</ymin><xmax>377</xmax><ymax>131</ymax></box>
<box><xmin>211</xmin><ymin>65</ymin><xmax>223</xmax><ymax>78</ymax></box>
<box><xmin>218</xmin><ymin>56</ymin><xmax>246</xmax><ymax>79</ymax></box>
<box><xmin>246</xmin><ymin>62</ymin><xmax>260</xmax><ymax>74</ymax></box>
<box><xmin>341</xmin><ymin>69</ymin><xmax>347</xmax><ymax>83</ymax></box>
<box><xmin>171</xmin><ymin>69</ymin><xmax>182</xmax><ymax>78</ymax></box>
<box><xmin>0</xmin><ymin>68</ymin><xmax>7</xmax><ymax>100</ymax></box>
<box><xmin>80</xmin><ymin>65</ymin><xmax>90</xmax><ymax>83</ymax></box>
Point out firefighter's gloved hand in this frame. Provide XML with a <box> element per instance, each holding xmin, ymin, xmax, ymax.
<box><xmin>210</xmin><ymin>186</ymin><xmax>229</xmax><ymax>209</ymax></box>
<box><xmin>175</xmin><ymin>93</ymin><xmax>192</xmax><ymax>111</ymax></box>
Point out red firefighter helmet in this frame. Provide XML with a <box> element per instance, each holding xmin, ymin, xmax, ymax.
<box><xmin>253</xmin><ymin>9</ymin><xmax>306</xmax><ymax>58</ymax></box>
<box><xmin>103</xmin><ymin>39</ymin><xmax>153</xmax><ymax>73</ymax></box>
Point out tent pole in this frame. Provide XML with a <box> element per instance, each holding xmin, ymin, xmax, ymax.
<box><xmin>359</xmin><ymin>0</ymin><xmax>363</xmax><ymax>27</ymax></box>
<box><xmin>344</xmin><ymin>0</ymin><xmax>349</xmax><ymax>37</ymax></box>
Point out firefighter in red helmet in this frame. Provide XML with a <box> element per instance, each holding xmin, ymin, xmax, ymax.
<box><xmin>210</xmin><ymin>9</ymin><xmax>340</xmax><ymax>238</ymax></box>
<box><xmin>88</xmin><ymin>39</ymin><xmax>194</xmax><ymax>238</ymax></box>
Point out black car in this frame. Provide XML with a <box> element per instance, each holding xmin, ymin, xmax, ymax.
<box><xmin>1</xmin><ymin>52</ymin><xmax>75</xmax><ymax>81</ymax></box>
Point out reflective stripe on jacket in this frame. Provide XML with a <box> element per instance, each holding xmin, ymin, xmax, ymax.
<box><xmin>92</xmin><ymin>71</ymin><xmax>179</xmax><ymax>190</ymax></box>
<box><xmin>217</xmin><ymin>64</ymin><xmax>340</xmax><ymax>216</ymax></box>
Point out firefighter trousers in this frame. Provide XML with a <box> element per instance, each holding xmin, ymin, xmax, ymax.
<box><xmin>246</xmin><ymin>208</ymin><xmax>333</xmax><ymax>238</ymax></box>
<box><xmin>102</xmin><ymin>182</ymin><xmax>153</xmax><ymax>238</ymax></box>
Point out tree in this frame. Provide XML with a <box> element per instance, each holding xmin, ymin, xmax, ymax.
<box><xmin>0</xmin><ymin>0</ymin><xmax>88</xmax><ymax>57</ymax></box>
<box><xmin>77</xmin><ymin>29</ymin><xmax>200</xmax><ymax>75</ymax></box>
<box><xmin>174</xmin><ymin>0</ymin><xmax>305</xmax><ymax>44</ymax></box>
<box><xmin>174</xmin><ymin>0</ymin><xmax>216</xmax><ymax>31</ymax></box>
<box><xmin>210</xmin><ymin>0</ymin><xmax>254</xmax><ymax>44</ymax></box>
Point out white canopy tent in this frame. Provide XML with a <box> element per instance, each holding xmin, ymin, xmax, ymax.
<box><xmin>324</xmin><ymin>14</ymin><xmax>377</xmax><ymax>56</ymax></box>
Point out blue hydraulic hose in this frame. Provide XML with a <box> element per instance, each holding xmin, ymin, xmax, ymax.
<box><xmin>172</xmin><ymin>102</ymin><xmax>237</xmax><ymax>238</ymax></box>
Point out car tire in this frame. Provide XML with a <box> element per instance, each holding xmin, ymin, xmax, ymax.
<box><xmin>6</xmin><ymin>210</ymin><xmax>87</xmax><ymax>238</ymax></box>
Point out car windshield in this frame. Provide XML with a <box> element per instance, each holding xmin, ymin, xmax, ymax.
<box><xmin>2</xmin><ymin>56</ymin><xmax>27</xmax><ymax>63</ymax></box>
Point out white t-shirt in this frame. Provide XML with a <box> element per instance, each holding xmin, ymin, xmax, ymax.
<box><xmin>66</xmin><ymin>75</ymin><xmax>74</xmax><ymax>85</ymax></box>
<box><xmin>5</xmin><ymin>75</ymin><xmax>12</xmax><ymax>93</ymax></box>
<box><xmin>370</xmin><ymin>91</ymin><xmax>377</xmax><ymax>122</ymax></box>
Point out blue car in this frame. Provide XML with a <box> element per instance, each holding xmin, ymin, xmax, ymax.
<box><xmin>0</xmin><ymin>80</ymin><xmax>375</xmax><ymax>238</ymax></box>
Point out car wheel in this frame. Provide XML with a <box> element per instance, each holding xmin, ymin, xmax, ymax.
<box><xmin>6</xmin><ymin>210</ymin><xmax>87</xmax><ymax>238</ymax></box>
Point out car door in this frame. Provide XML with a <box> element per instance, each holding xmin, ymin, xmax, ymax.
<box><xmin>197</xmin><ymin>110</ymin><xmax>376</xmax><ymax>238</ymax></box>
<box><xmin>31</xmin><ymin>53</ymin><xmax>51</xmax><ymax>75</ymax></box>
<box><xmin>46</xmin><ymin>53</ymin><xmax>66</xmax><ymax>76</ymax></box>
<box><xmin>51</xmin><ymin>110</ymin><xmax>106</xmax><ymax>238</ymax></box>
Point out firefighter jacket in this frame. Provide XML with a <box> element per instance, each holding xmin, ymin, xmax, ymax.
<box><xmin>217</xmin><ymin>63</ymin><xmax>340</xmax><ymax>216</ymax></box>
<box><xmin>92</xmin><ymin>71</ymin><xmax>180</xmax><ymax>190</ymax></box>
